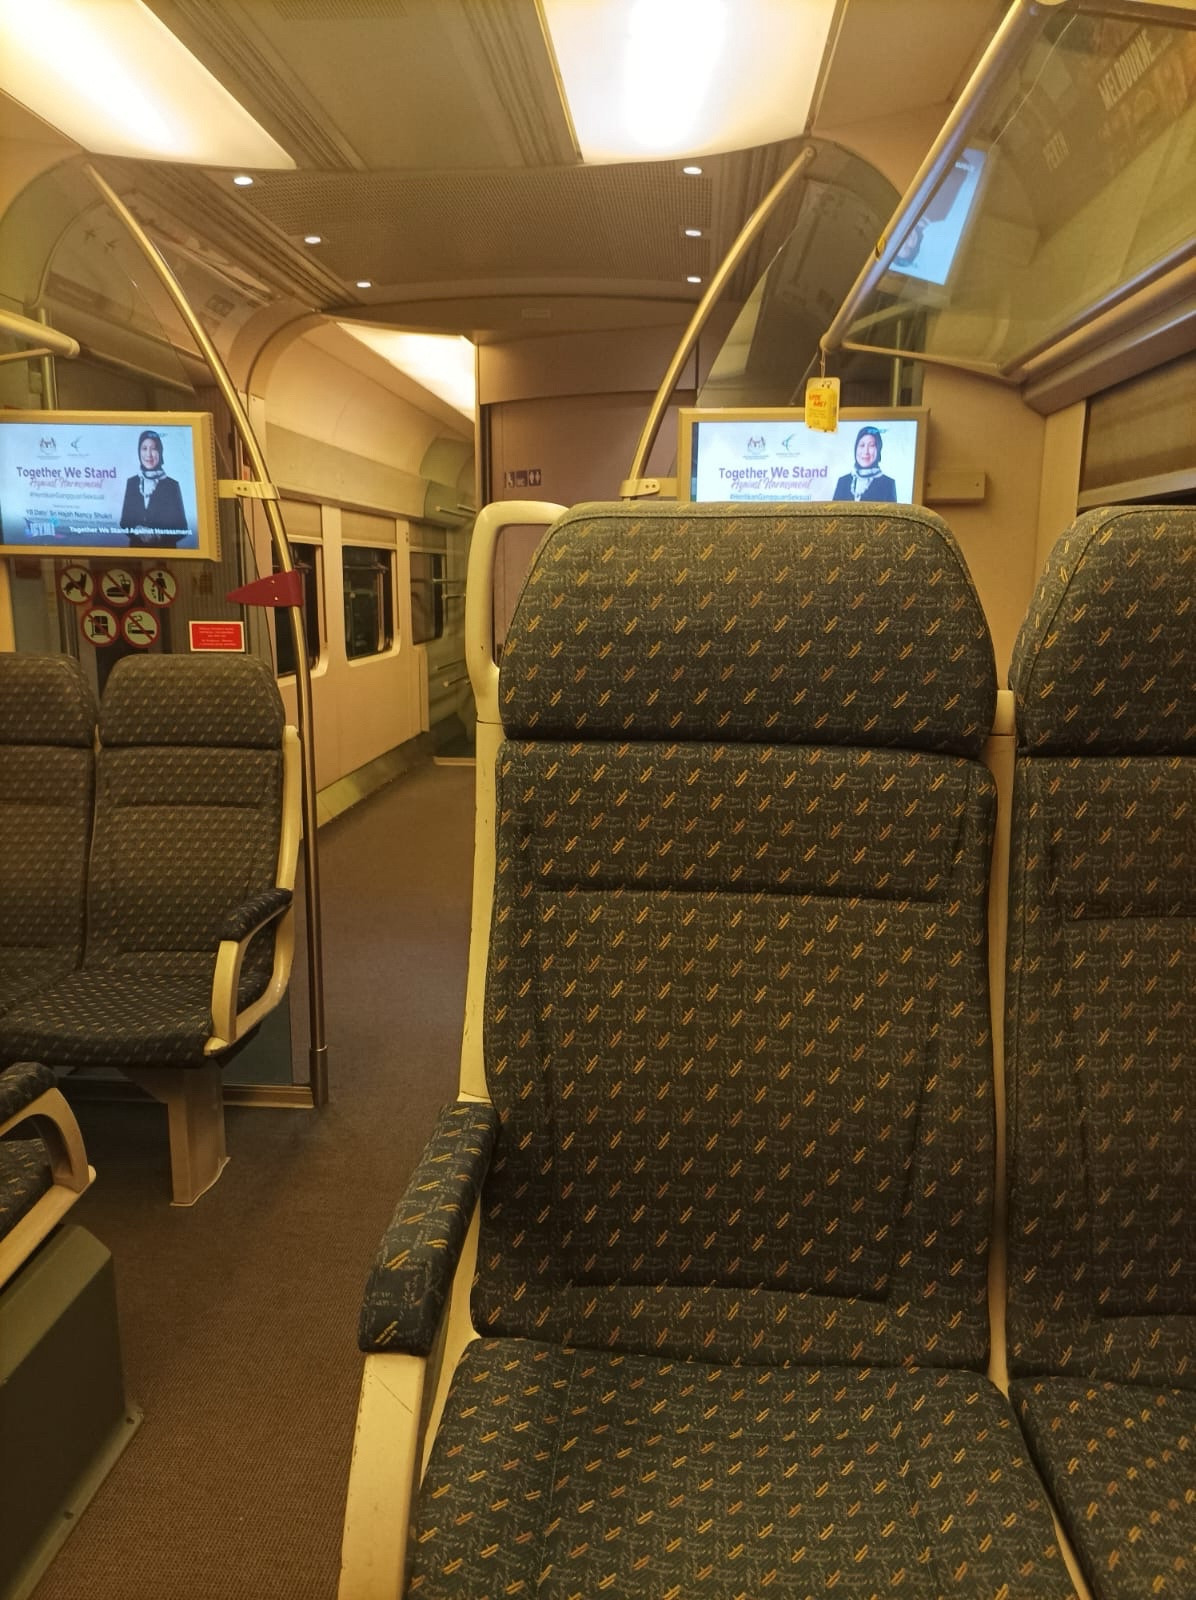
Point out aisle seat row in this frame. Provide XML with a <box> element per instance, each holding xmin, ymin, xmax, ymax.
<box><xmin>0</xmin><ymin>651</ymin><xmax>300</xmax><ymax>1204</ymax></box>
<box><xmin>340</xmin><ymin>501</ymin><xmax>1193</xmax><ymax>1600</ymax></box>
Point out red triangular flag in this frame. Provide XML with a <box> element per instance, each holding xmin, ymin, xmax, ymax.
<box><xmin>226</xmin><ymin>569</ymin><xmax>304</xmax><ymax>608</ymax></box>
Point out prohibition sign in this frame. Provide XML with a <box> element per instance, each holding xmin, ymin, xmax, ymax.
<box><xmin>59</xmin><ymin>566</ymin><xmax>94</xmax><ymax>605</ymax></box>
<box><xmin>122</xmin><ymin>608</ymin><xmax>160</xmax><ymax>649</ymax></box>
<box><xmin>142</xmin><ymin>567</ymin><xmax>178</xmax><ymax>607</ymax></box>
<box><xmin>81</xmin><ymin>606</ymin><xmax>119</xmax><ymax>647</ymax></box>
<box><xmin>100</xmin><ymin>567</ymin><xmax>137</xmax><ymax>607</ymax></box>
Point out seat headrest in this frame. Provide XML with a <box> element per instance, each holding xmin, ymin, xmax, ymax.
<box><xmin>0</xmin><ymin>652</ymin><xmax>96</xmax><ymax>746</ymax></box>
<box><xmin>1011</xmin><ymin>505</ymin><xmax>1195</xmax><ymax>754</ymax></box>
<box><xmin>499</xmin><ymin>502</ymin><xmax>996</xmax><ymax>756</ymax></box>
<box><xmin>100</xmin><ymin>654</ymin><xmax>285</xmax><ymax>748</ymax></box>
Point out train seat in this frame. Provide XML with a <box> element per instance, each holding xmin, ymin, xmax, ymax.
<box><xmin>0</xmin><ymin>653</ymin><xmax>301</xmax><ymax>1206</ymax></box>
<box><xmin>1004</xmin><ymin>507</ymin><xmax>1196</xmax><ymax>1599</ymax></box>
<box><xmin>0</xmin><ymin>1060</ymin><xmax>92</xmax><ymax>1289</ymax></box>
<box><xmin>0</xmin><ymin>653</ymin><xmax>97</xmax><ymax>1014</ymax></box>
<box><xmin>341</xmin><ymin>501</ymin><xmax>1077</xmax><ymax>1600</ymax></box>
<box><xmin>0</xmin><ymin>1061</ymin><xmax>142</xmax><ymax>1598</ymax></box>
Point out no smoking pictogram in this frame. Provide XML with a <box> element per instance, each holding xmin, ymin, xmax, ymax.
<box><xmin>121</xmin><ymin>608</ymin><xmax>160</xmax><ymax>649</ymax></box>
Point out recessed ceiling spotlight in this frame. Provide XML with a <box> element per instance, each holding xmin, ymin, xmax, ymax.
<box><xmin>233</xmin><ymin>174</ymin><xmax>254</xmax><ymax>186</ymax></box>
<box><xmin>687</xmin><ymin>275</ymin><xmax>702</xmax><ymax>284</ymax></box>
<box><xmin>356</xmin><ymin>280</ymin><xmax>372</xmax><ymax>289</ymax></box>
<box><xmin>682</xmin><ymin>164</ymin><xmax>702</xmax><ymax>175</ymax></box>
<box><xmin>304</xmin><ymin>234</ymin><xmax>322</xmax><ymax>244</ymax></box>
<box><xmin>684</xmin><ymin>227</ymin><xmax>702</xmax><ymax>237</ymax></box>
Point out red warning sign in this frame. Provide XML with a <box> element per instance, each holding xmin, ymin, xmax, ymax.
<box><xmin>59</xmin><ymin>566</ymin><xmax>94</xmax><ymax>605</ymax></box>
<box><xmin>81</xmin><ymin>606</ymin><xmax>119</xmax><ymax>647</ymax></box>
<box><xmin>99</xmin><ymin>568</ymin><xmax>137</xmax><ymax>607</ymax></box>
<box><xmin>121</xmin><ymin>608</ymin><xmax>160</xmax><ymax>649</ymax></box>
<box><xmin>189</xmin><ymin>620</ymin><xmax>245</xmax><ymax>652</ymax></box>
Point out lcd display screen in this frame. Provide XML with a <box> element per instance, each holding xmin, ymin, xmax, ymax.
<box><xmin>0</xmin><ymin>411</ymin><xmax>219</xmax><ymax>559</ymax></box>
<box><xmin>678</xmin><ymin>407</ymin><xmax>927</xmax><ymax>506</ymax></box>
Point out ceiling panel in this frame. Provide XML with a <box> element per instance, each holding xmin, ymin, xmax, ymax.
<box><xmin>27</xmin><ymin>1</ymin><xmax>1011</xmax><ymax>342</ymax></box>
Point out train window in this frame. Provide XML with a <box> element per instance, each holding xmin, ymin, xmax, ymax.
<box><xmin>343</xmin><ymin>545</ymin><xmax>395</xmax><ymax>659</ymax></box>
<box><xmin>410</xmin><ymin>551</ymin><xmax>445</xmax><ymax>644</ymax></box>
<box><xmin>273</xmin><ymin>542</ymin><xmax>322</xmax><ymax>677</ymax></box>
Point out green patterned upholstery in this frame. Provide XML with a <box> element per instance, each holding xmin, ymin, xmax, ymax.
<box><xmin>1006</xmin><ymin>507</ymin><xmax>1196</xmax><ymax>1384</ymax></box>
<box><xmin>1014</xmin><ymin>1379</ymin><xmax>1195</xmax><ymax>1600</ymax></box>
<box><xmin>359</xmin><ymin>1101</ymin><xmax>499</xmax><ymax>1355</ymax></box>
<box><xmin>415</xmin><ymin>1344</ymin><xmax>1069</xmax><ymax>1599</ymax></box>
<box><xmin>406</xmin><ymin>503</ymin><xmax>1074</xmax><ymax>1597</ymax></box>
<box><xmin>499</xmin><ymin>501</ymin><xmax>996</xmax><ymax>754</ymax></box>
<box><xmin>1005</xmin><ymin>506</ymin><xmax>1195</xmax><ymax>1598</ymax></box>
<box><xmin>0</xmin><ymin>654</ymin><xmax>287</xmax><ymax>1069</ymax></box>
<box><xmin>0</xmin><ymin>654</ymin><xmax>97</xmax><ymax>1011</ymax></box>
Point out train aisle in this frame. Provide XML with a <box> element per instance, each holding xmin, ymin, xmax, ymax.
<box><xmin>31</xmin><ymin>760</ymin><xmax>476</xmax><ymax>1600</ymax></box>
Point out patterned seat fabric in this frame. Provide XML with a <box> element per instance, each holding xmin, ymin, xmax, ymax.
<box><xmin>410</xmin><ymin>503</ymin><xmax>1075</xmax><ymax>1597</ymax></box>
<box><xmin>1005</xmin><ymin>506</ymin><xmax>1195</xmax><ymax>1598</ymax></box>
<box><xmin>0</xmin><ymin>654</ymin><xmax>286</xmax><ymax>1068</ymax></box>
<box><xmin>0</xmin><ymin>654</ymin><xmax>97</xmax><ymax>1011</ymax></box>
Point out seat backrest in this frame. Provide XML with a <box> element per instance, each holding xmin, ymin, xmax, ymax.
<box><xmin>474</xmin><ymin>501</ymin><xmax>999</xmax><ymax>1369</ymax></box>
<box><xmin>0</xmin><ymin>654</ymin><xmax>97</xmax><ymax>1000</ymax></box>
<box><xmin>88</xmin><ymin>654</ymin><xmax>286</xmax><ymax>993</ymax></box>
<box><xmin>1005</xmin><ymin>505</ymin><xmax>1195</xmax><ymax>1385</ymax></box>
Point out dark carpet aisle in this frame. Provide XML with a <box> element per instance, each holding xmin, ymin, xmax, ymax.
<box><xmin>31</xmin><ymin>760</ymin><xmax>476</xmax><ymax>1600</ymax></box>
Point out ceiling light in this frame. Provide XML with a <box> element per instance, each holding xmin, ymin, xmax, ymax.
<box><xmin>356</xmin><ymin>281</ymin><xmax>373</xmax><ymax>289</ymax></box>
<box><xmin>338</xmin><ymin>325</ymin><xmax>476</xmax><ymax>419</ymax></box>
<box><xmin>682</xmin><ymin>165</ymin><xmax>703</xmax><ymax>176</ymax></box>
<box><xmin>684</xmin><ymin>228</ymin><xmax>702</xmax><ymax>237</ymax></box>
<box><xmin>233</xmin><ymin>174</ymin><xmax>254</xmax><ymax>187</ymax></box>
<box><xmin>304</xmin><ymin>235</ymin><xmax>322</xmax><ymax>245</ymax></box>
<box><xmin>0</xmin><ymin>0</ymin><xmax>295</xmax><ymax>167</ymax></box>
<box><xmin>687</xmin><ymin>276</ymin><xmax>702</xmax><ymax>284</ymax></box>
<box><xmin>542</xmin><ymin>0</ymin><xmax>836</xmax><ymax>164</ymax></box>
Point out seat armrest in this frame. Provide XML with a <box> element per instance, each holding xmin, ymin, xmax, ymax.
<box><xmin>207</xmin><ymin>886</ymin><xmax>295</xmax><ymax>1048</ymax></box>
<box><xmin>219</xmin><ymin>885</ymin><xmax>293</xmax><ymax>944</ymax></box>
<box><xmin>358</xmin><ymin>1101</ymin><xmax>499</xmax><ymax>1356</ymax></box>
<box><xmin>0</xmin><ymin>1061</ymin><xmax>57</xmax><ymax>1126</ymax></box>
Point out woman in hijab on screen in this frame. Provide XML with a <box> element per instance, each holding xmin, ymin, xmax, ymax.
<box><xmin>119</xmin><ymin>428</ymin><xmax>188</xmax><ymax>546</ymax></box>
<box><xmin>832</xmin><ymin>425</ymin><xmax>897</xmax><ymax>503</ymax></box>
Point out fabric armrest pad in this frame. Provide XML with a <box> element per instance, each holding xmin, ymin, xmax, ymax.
<box><xmin>358</xmin><ymin>1101</ymin><xmax>499</xmax><ymax>1356</ymax></box>
<box><xmin>219</xmin><ymin>885</ymin><xmax>293</xmax><ymax>944</ymax></box>
<box><xmin>0</xmin><ymin>1061</ymin><xmax>56</xmax><ymax>1124</ymax></box>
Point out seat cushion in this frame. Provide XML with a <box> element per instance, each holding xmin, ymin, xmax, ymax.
<box><xmin>408</xmin><ymin>1340</ymin><xmax>1076</xmax><ymax>1599</ymax></box>
<box><xmin>1013</xmin><ymin>1378</ymin><xmax>1196</xmax><ymax>1599</ymax></box>
<box><xmin>0</xmin><ymin>949</ymin><xmax>80</xmax><ymax>1014</ymax></box>
<box><xmin>0</xmin><ymin>968</ymin><xmax>218</xmax><ymax>1068</ymax></box>
<box><xmin>0</xmin><ymin>1138</ymin><xmax>52</xmax><ymax>1234</ymax></box>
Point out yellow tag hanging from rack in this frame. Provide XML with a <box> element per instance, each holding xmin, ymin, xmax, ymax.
<box><xmin>804</xmin><ymin>376</ymin><xmax>840</xmax><ymax>432</ymax></box>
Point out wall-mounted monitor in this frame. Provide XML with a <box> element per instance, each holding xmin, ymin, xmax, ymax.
<box><xmin>677</xmin><ymin>407</ymin><xmax>928</xmax><ymax>506</ymax></box>
<box><xmin>0</xmin><ymin>411</ymin><xmax>219</xmax><ymax>560</ymax></box>
<box><xmin>885</xmin><ymin>146</ymin><xmax>989</xmax><ymax>291</ymax></box>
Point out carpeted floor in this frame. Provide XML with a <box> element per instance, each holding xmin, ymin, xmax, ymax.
<box><xmin>30</xmin><ymin>759</ymin><xmax>475</xmax><ymax>1600</ymax></box>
